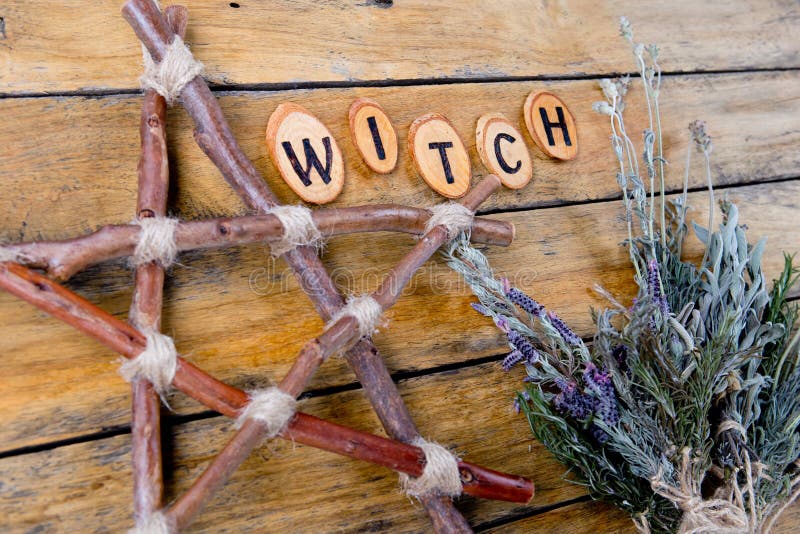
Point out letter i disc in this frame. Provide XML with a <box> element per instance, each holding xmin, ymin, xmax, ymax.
<box><xmin>408</xmin><ymin>113</ymin><xmax>471</xmax><ymax>199</ymax></box>
<box><xmin>266</xmin><ymin>102</ymin><xmax>345</xmax><ymax>204</ymax></box>
<box><xmin>476</xmin><ymin>112</ymin><xmax>533</xmax><ymax>189</ymax></box>
<box><xmin>348</xmin><ymin>98</ymin><xmax>398</xmax><ymax>174</ymax></box>
<box><xmin>523</xmin><ymin>91</ymin><xmax>578</xmax><ymax>161</ymax></box>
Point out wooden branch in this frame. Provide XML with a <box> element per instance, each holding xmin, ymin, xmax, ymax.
<box><xmin>2</xmin><ymin>207</ymin><xmax>513</xmax><ymax>281</ymax></box>
<box><xmin>129</xmin><ymin>4</ymin><xmax>187</xmax><ymax>522</ymax></box>
<box><xmin>120</xmin><ymin>2</ymin><xmax>515</xmax><ymax>530</ymax></box>
<box><xmin>163</xmin><ymin>176</ymin><xmax>504</xmax><ymax>528</ymax></box>
<box><xmin>0</xmin><ymin>263</ymin><xmax>535</xmax><ymax>508</ymax></box>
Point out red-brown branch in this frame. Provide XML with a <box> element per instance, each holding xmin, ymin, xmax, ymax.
<box><xmin>0</xmin><ymin>262</ymin><xmax>535</xmax><ymax>513</ymax></box>
<box><xmin>121</xmin><ymin>2</ymin><xmax>517</xmax><ymax>530</ymax></box>
<box><xmin>165</xmin><ymin>176</ymin><xmax>503</xmax><ymax>528</ymax></box>
<box><xmin>128</xmin><ymin>4</ymin><xmax>187</xmax><ymax>521</ymax></box>
<box><xmin>2</xmin><ymin>207</ymin><xmax>513</xmax><ymax>281</ymax></box>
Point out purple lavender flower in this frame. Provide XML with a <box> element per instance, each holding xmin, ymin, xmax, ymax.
<box><xmin>494</xmin><ymin>315</ymin><xmax>511</xmax><ymax>332</ymax></box>
<box><xmin>502</xmin><ymin>350</ymin><xmax>525</xmax><ymax>371</ymax></box>
<box><xmin>647</xmin><ymin>259</ymin><xmax>662</xmax><ymax>298</ymax></box>
<box><xmin>505</xmin><ymin>287</ymin><xmax>545</xmax><ymax>318</ymax></box>
<box><xmin>553</xmin><ymin>378</ymin><xmax>594</xmax><ymax>420</ymax></box>
<box><xmin>583</xmin><ymin>362</ymin><xmax>620</xmax><ymax>442</ymax></box>
<box><xmin>507</xmin><ymin>330</ymin><xmax>539</xmax><ymax>363</ymax></box>
<box><xmin>471</xmin><ymin>302</ymin><xmax>490</xmax><ymax>316</ymax></box>
<box><xmin>547</xmin><ymin>311</ymin><xmax>581</xmax><ymax>345</ymax></box>
<box><xmin>647</xmin><ymin>259</ymin><xmax>671</xmax><ymax>317</ymax></box>
<box><xmin>513</xmin><ymin>390</ymin><xmax>532</xmax><ymax>414</ymax></box>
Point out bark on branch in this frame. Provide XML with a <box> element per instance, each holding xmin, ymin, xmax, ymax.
<box><xmin>3</xmin><ymin>206</ymin><xmax>513</xmax><ymax>280</ymax></box>
<box><xmin>0</xmin><ymin>262</ymin><xmax>535</xmax><ymax>518</ymax></box>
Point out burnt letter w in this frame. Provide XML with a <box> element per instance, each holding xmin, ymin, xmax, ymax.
<box><xmin>281</xmin><ymin>137</ymin><xmax>334</xmax><ymax>186</ymax></box>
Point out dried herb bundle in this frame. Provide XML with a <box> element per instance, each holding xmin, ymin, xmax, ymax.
<box><xmin>446</xmin><ymin>19</ymin><xmax>800</xmax><ymax>533</ymax></box>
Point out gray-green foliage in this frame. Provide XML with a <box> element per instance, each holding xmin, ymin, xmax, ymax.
<box><xmin>444</xmin><ymin>18</ymin><xmax>800</xmax><ymax>533</ymax></box>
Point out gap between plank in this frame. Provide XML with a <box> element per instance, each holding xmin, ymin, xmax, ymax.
<box><xmin>1</xmin><ymin>66</ymin><xmax>798</xmax><ymax>100</ymax></box>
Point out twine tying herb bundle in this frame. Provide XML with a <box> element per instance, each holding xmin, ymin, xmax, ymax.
<box><xmin>446</xmin><ymin>18</ymin><xmax>800</xmax><ymax>533</ymax></box>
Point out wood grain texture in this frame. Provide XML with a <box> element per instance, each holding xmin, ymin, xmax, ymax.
<box><xmin>408</xmin><ymin>113</ymin><xmax>472</xmax><ymax>199</ymax></box>
<box><xmin>0</xmin><ymin>362</ymin><xmax>581</xmax><ymax>533</ymax></box>
<box><xmin>0</xmin><ymin>178</ymin><xmax>797</xmax><ymax>454</ymax></box>
<box><xmin>483</xmin><ymin>500</ymin><xmax>635</xmax><ymax>533</ymax></box>
<box><xmin>265</xmin><ymin>102</ymin><xmax>345</xmax><ymax>204</ymax></box>
<box><xmin>523</xmin><ymin>91</ymin><xmax>578</xmax><ymax>160</ymax></box>
<box><xmin>475</xmin><ymin>113</ymin><xmax>533</xmax><ymax>190</ymax></box>
<box><xmin>1</xmin><ymin>72</ymin><xmax>798</xmax><ymax>236</ymax></box>
<box><xmin>2</xmin><ymin>0</ymin><xmax>800</xmax><ymax>94</ymax></box>
<box><xmin>349</xmin><ymin>97</ymin><xmax>398</xmax><ymax>174</ymax></box>
<box><xmin>484</xmin><ymin>499</ymin><xmax>800</xmax><ymax>533</ymax></box>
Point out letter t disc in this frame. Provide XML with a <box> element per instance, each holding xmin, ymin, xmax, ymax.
<box><xmin>408</xmin><ymin>113</ymin><xmax>471</xmax><ymax>198</ymax></box>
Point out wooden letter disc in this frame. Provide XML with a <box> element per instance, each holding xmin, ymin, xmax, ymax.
<box><xmin>523</xmin><ymin>91</ymin><xmax>578</xmax><ymax>160</ymax></box>
<box><xmin>266</xmin><ymin>102</ymin><xmax>345</xmax><ymax>204</ymax></box>
<box><xmin>407</xmin><ymin>113</ymin><xmax>471</xmax><ymax>199</ymax></box>
<box><xmin>348</xmin><ymin>98</ymin><xmax>398</xmax><ymax>174</ymax></box>
<box><xmin>476</xmin><ymin>112</ymin><xmax>533</xmax><ymax>189</ymax></box>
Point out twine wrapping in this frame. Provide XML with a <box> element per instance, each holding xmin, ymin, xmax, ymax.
<box><xmin>399</xmin><ymin>437</ymin><xmax>463</xmax><ymax>498</ymax></box>
<box><xmin>236</xmin><ymin>387</ymin><xmax>298</xmax><ymax>439</ymax></box>
<box><xmin>129</xmin><ymin>510</ymin><xmax>173</xmax><ymax>534</ymax></box>
<box><xmin>424</xmin><ymin>202</ymin><xmax>474</xmax><ymax>239</ymax></box>
<box><xmin>715</xmin><ymin>419</ymin><xmax>746</xmax><ymax>437</ymax></box>
<box><xmin>140</xmin><ymin>36</ymin><xmax>204</xmax><ymax>105</ymax></box>
<box><xmin>649</xmin><ymin>448</ymin><xmax>748</xmax><ymax>534</ymax></box>
<box><xmin>119</xmin><ymin>330</ymin><xmax>178</xmax><ymax>395</ymax></box>
<box><xmin>133</xmin><ymin>217</ymin><xmax>179</xmax><ymax>267</ymax></box>
<box><xmin>328</xmin><ymin>294</ymin><xmax>384</xmax><ymax>339</ymax></box>
<box><xmin>0</xmin><ymin>247</ymin><xmax>19</xmax><ymax>263</ymax></box>
<box><xmin>266</xmin><ymin>205</ymin><xmax>323</xmax><ymax>256</ymax></box>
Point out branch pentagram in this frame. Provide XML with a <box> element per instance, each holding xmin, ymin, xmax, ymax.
<box><xmin>0</xmin><ymin>2</ymin><xmax>534</xmax><ymax>532</ymax></box>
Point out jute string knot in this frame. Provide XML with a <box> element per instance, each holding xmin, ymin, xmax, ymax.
<box><xmin>715</xmin><ymin>419</ymin><xmax>747</xmax><ymax>437</ymax></box>
<box><xmin>133</xmin><ymin>216</ymin><xmax>179</xmax><ymax>267</ymax></box>
<box><xmin>649</xmin><ymin>448</ymin><xmax>748</xmax><ymax>534</ymax></box>
<box><xmin>119</xmin><ymin>329</ymin><xmax>178</xmax><ymax>396</ymax></box>
<box><xmin>265</xmin><ymin>205</ymin><xmax>323</xmax><ymax>256</ymax></box>
<box><xmin>399</xmin><ymin>437</ymin><xmax>463</xmax><ymax>498</ymax></box>
<box><xmin>328</xmin><ymin>294</ymin><xmax>384</xmax><ymax>339</ymax></box>
<box><xmin>140</xmin><ymin>36</ymin><xmax>204</xmax><ymax>105</ymax></box>
<box><xmin>425</xmin><ymin>202</ymin><xmax>474</xmax><ymax>239</ymax></box>
<box><xmin>0</xmin><ymin>247</ymin><xmax>19</xmax><ymax>263</ymax></box>
<box><xmin>236</xmin><ymin>387</ymin><xmax>298</xmax><ymax>439</ymax></box>
<box><xmin>129</xmin><ymin>510</ymin><xmax>173</xmax><ymax>534</ymax></box>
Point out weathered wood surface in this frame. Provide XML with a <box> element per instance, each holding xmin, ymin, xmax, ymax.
<box><xmin>2</xmin><ymin>361</ymin><xmax>796</xmax><ymax>532</ymax></box>
<box><xmin>2</xmin><ymin>0</ymin><xmax>799</xmax><ymax>94</ymax></box>
<box><xmin>1</xmin><ymin>71</ymin><xmax>798</xmax><ymax>233</ymax></box>
<box><xmin>0</xmin><ymin>363</ymin><xmax>580</xmax><ymax>532</ymax></box>
<box><xmin>0</xmin><ymin>177</ymin><xmax>798</xmax><ymax>454</ymax></box>
<box><xmin>2</xmin><ymin>2</ymin><xmax>800</xmax><ymax>531</ymax></box>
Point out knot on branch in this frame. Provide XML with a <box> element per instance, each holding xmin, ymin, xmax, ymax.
<box><xmin>119</xmin><ymin>329</ymin><xmax>178</xmax><ymax>396</ymax></box>
<box><xmin>236</xmin><ymin>387</ymin><xmax>298</xmax><ymax>439</ymax></box>
<box><xmin>425</xmin><ymin>202</ymin><xmax>474</xmax><ymax>239</ymax></box>
<box><xmin>328</xmin><ymin>294</ymin><xmax>384</xmax><ymax>339</ymax></box>
<box><xmin>133</xmin><ymin>216</ymin><xmax>179</xmax><ymax>267</ymax></box>
<box><xmin>399</xmin><ymin>437</ymin><xmax>463</xmax><ymax>498</ymax></box>
<box><xmin>129</xmin><ymin>509</ymin><xmax>173</xmax><ymax>534</ymax></box>
<box><xmin>266</xmin><ymin>205</ymin><xmax>323</xmax><ymax>256</ymax></box>
<box><xmin>140</xmin><ymin>36</ymin><xmax>204</xmax><ymax>105</ymax></box>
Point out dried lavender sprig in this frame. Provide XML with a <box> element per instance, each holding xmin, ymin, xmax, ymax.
<box><xmin>546</xmin><ymin>311</ymin><xmax>581</xmax><ymax>345</ymax></box>
<box><xmin>505</xmin><ymin>285</ymin><xmax>545</xmax><ymax>318</ymax></box>
<box><xmin>502</xmin><ymin>350</ymin><xmax>525</xmax><ymax>371</ymax></box>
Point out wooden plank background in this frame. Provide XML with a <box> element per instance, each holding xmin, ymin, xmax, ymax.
<box><xmin>1</xmin><ymin>0</ymin><xmax>799</xmax><ymax>531</ymax></box>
